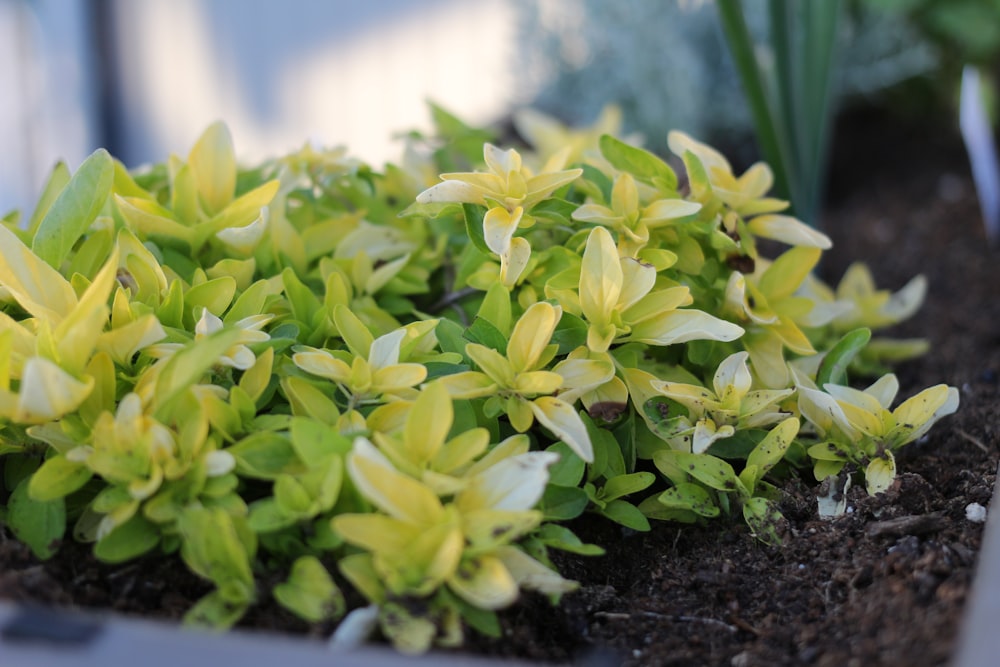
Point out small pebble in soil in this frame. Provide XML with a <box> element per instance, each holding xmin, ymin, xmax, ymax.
<box><xmin>965</xmin><ymin>502</ymin><xmax>988</xmax><ymax>523</ymax></box>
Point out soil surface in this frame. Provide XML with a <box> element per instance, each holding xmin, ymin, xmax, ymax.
<box><xmin>1</xmin><ymin>107</ymin><xmax>997</xmax><ymax>666</ymax></box>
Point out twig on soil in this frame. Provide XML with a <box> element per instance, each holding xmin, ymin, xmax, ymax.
<box><xmin>957</xmin><ymin>428</ymin><xmax>991</xmax><ymax>453</ymax></box>
<box><xmin>593</xmin><ymin>611</ymin><xmax>738</xmax><ymax>633</ymax></box>
<box><xmin>865</xmin><ymin>512</ymin><xmax>947</xmax><ymax>539</ymax></box>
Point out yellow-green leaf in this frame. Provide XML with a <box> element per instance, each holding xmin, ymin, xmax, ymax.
<box><xmin>32</xmin><ymin>148</ymin><xmax>114</xmax><ymax>269</ymax></box>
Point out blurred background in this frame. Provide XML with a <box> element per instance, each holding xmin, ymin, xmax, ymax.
<box><xmin>0</xmin><ymin>0</ymin><xmax>988</xmax><ymax>218</ymax></box>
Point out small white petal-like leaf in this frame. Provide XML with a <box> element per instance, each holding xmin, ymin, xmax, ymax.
<box><xmin>747</xmin><ymin>214</ymin><xmax>832</xmax><ymax>249</ymax></box>
<box><xmin>713</xmin><ymin>351</ymin><xmax>752</xmax><ymax>402</ymax></box>
<box><xmin>692</xmin><ymin>419</ymin><xmax>734</xmax><ymax>454</ymax></box>
<box><xmin>530</xmin><ymin>397</ymin><xmax>593</xmax><ymax>462</ymax></box>
<box><xmin>494</xmin><ymin>545</ymin><xmax>578</xmax><ymax>595</ymax></box>
<box><xmin>215</xmin><ymin>207</ymin><xmax>268</xmax><ymax>253</ymax></box>
<box><xmin>14</xmin><ymin>357</ymin><xmax>94</xmax><ymax>424</ymax></box>
<box><xmin>415</xmin><ymin>180</ymin><xmax>485</xmax><ymax>205</ymax></box>
<box><xmin>483</xmin><ymin>206</ymin><xmax>522</xmax><ymax>256</ymax></box>
<box><xmin>501</xmin><ymin>236</ymin><xmax>531</xmax><ymax>287</ymax></box>
<box><xmin>627</xmin><ymin>310</ymin><xmax>744</xmax><ymax>346</ymax></box>
<box><xmin>456</xmin><ymin>451</ymin><xmax>558</xmax><ymax>512</ymax></box>
<box><xmin>369</xmin><ymin>328</ymin><xmax>405</xmax><ymax>370</ymax></box>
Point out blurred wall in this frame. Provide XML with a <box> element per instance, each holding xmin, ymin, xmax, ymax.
<box><xmin>0</xmin><ymin>0</ymin><xmax>518</xmax><ymax>216</ymax></box>
<box><xmin>0</xmin><ymin>0</ymin><xmax>97</xmax><ymax>219</ymax></box>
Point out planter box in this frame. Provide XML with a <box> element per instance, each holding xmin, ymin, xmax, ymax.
<box><xmin>953</xmin><ymin>461</ymin><xmax>1000</xmax><ymax>667</ymax></box>
<box><xmin>0</xmin><ymin>601</ymin><xmax>536</xmax><ymax>667</ymax></box>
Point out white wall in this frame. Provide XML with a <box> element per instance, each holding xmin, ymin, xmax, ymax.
<box><xmin>0</xmin><ymin>0</ymin><xmax>97</xmax><ymax>218</ymax></box>
<box><xmin>0</xmin><ymin>0</ymin><xmax>520</xmax><ymax>216</ymax></box>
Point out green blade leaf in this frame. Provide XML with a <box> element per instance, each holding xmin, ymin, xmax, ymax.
<box><xmin>598</xmin><ymin>134</ymin><xmax>678</xmax><ymax>191</ymax></box>
<box><xmin>817</xmin><ymin>327</ymin><xmax>871</xmax><ymax>387</ymax></box>
<box><xmin>7</xmin><ymin>477</ymin><xmax>66</xmax><ymax>559</ymax></box>
<box><xmin>32</xmin><ymin>148</ymin><xmax>114</xmax><ymax>269</ymax></box>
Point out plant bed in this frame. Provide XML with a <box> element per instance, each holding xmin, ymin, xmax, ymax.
<box><xmin>0</xmin><ymin>106</ymin><xmax>991</xmax><ymax>666</ymax></box>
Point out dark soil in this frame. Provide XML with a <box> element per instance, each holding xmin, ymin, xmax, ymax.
<box><xmin>1</xmin><ymin>107</ymin><xmax>997</xmax><ymax>666</ymax></box>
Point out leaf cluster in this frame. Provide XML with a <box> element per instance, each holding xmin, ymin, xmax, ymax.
<box><xmin>0</xmin><ymin>109</ymin><xmax>957</xmax><ymax>652</ymax></box>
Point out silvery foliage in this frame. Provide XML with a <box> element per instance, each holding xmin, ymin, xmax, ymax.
<box><xmin>513</xmin><ymin>0</ymin><xmax>937</xmax><ymax>153</ymax></box>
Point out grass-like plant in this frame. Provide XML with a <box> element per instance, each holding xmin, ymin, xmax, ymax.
<box><xmin>717</xmin><ymin>0</ymin><xmax>842</xmax><ymax>227</ymax></box>
<box><xmin>0</xmin><ymin>109</ymin><xmax>956</xmax><ymax>653</ymax></box>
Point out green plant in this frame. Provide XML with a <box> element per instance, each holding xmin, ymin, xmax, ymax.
<box><xmin>717</xmin><ymin>0</ymin><xmax>842</xmax><ymax>227</ymax></box>
<box><xmin>0</xmin><ymin>109</ymin><xmax>956</xmax><ymax>653</ymax></box>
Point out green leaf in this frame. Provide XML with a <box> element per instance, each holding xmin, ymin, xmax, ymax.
<box><xmin>530</xmin><ymin>197</ymin><xmax>578</xmax><ymax>226</ymax></box>
<box><xmin>541</xmin><ymin>485</ymin><xmax>589</xmax><ymax>521</ymax></box>
<box><xmin>463</xmin><ymin>203</ymin><xmax>492</xmax><ymax>255</ymax></box>
<box><xmin>94</xmin><ymin>514</ymin><xmax>160</xmax><ymax>563</ymax></box>
<box><xmin>188</xmin><ymin>121</ymin><xmax>236</xmax><ymax>216</ymax></box>
<box><xmin>178</xmin><ymin>507</ymin><xmax>255</xmax><ymax>597</ymax></box>
<box><xmin>32</xmin><ymin>148</ymin><xmax>114</xmax><ymax>268</ymax></box>
<box><xmin>450</xmin><ymin>592</ymin><xmax>502</xmax><ymax>638</ymax></box>
<box><xmin>282</xmin><ymin>267</ymin><xmax>323</xmax><ymax>327</ymax></box>
<box><xmin>550</xmin><ymin>312</ymin><xmax>589</xmax><ymax>356</ymax></box>
<box><xmin>464</xmin><ymin>316</ymin><xmax>508</xmax><ymax>355</ymax></box>
<box><xmin>26</xmin><ymin>161</ymin><xmax>72</xmax><ymax>236</ymax></box>
<box><xmin>706</xmin><ymin>429</ymin><xmax>765</xmax><ymax>459</ymax></box>
<box><xmin>247</xmin><ymin>498</ymin><xmax>296</xmax><ymax>533</ymax></box>
<box><xmin>807</xmin><ymin>440</ymin><xmax>850</xmax><ymax>462</ymax></box>
<box><xmin>274</xmin><ymin>474</ymin><xmax>313</xmax><ymax>515</ymax></box>
<box><xmin>742</xmin><ymin>496</ymin><xmax>785</xmax><ymax>546</ymax></box>
<box><xmin>224</xmin><ymin>279</ymin><xmax>273</xmax><ymax>324</ymax></box>
<box><xmin>477</xmin><ymin>282</ymin><xmax>512</xmax><ymax>336</ymax></box>
<box><xmin>545</xmin><ymin>442</ymin><xmax>586</xmax><ymax>487</ymax></box>
<box><xmin>817</xmin><ymin>328</ymin><xmax>871</xmax><ymax>387</ymax></box>
<box><xmin>27</xmin><ymin>455</ymin><xmax>93</xmax><ymax>502</ymax></box>
<box><xmin>657</xmin><ymin>482</ymin><xmax>720</xmax><ymax>518</ymax></box>
<box><xmin>813</xmin><ymin>458</ymin><xmax>846</xmax><ymax>481</ymax></box>
<box><xmin>290</xmin><ymin>417</ymin><xmax>351</xmax><ymax>463</ymax></box>
<box><xmin>599</xmin><ymin>499</ymin><xmax>650</xmax><ymax>531</ymax></box>
<box><xmin>653</xmin><ymin>450</ymin><xmax>738</xmax><ymax>492</ymax></box>
<box><xmin>586</xmin><ymin>415</ymin><xmax>626</xmax><ymax>481</ymax></box>
<box><xmin>153</xmin><ymin>327</ymin><xmax>243</xmax><ymax>421</ymax></box>
<box><xmin>183</xmin><ymin>590</ymin><xmax>249</xmax><ymax>630</ymax></box>
<box><xmin>865</xmin><ymin>453</ymin><xmax>897</xmax><ymax>495</ymax></box>
<box><xmin>601</xmin><ymin>472</ymin><xmax>656</xmax><ymax>502</ymax></box>
<box><xmin>745</xmin><ymin>417</ymin><xmax>799</xmax><ymax>478</ymax></box>
<box><xmin>7</xmin><ymin>477</ymin><xmax>65</xmax><ymax>559</ymax></box>
<box><xmin>598</xmin><ymin>134</ymin><xmax>677</xmax><ymax>191</ymax></box>
<box><xmin>579</xmin><ymin>163</ymin><xmax>613</xmax><ymax>202</ymax></box>
<box><xmin>273</xmin><ymin>556</ymin><xmax>346</xmax><ymax>623</ymax></box>
<box><xmin>532</xmin><ymin>523</ymin><xmax>605</xmax><ymax>556</ymax></box>
<box><xmin>185</xmin><ymin>276</ymin><xmax>237</xmax><ymax>318</ymax></box>
<box><xmin>435</xmin><ymin>318</ymin><xmax>468</xmax><ymax>357</ymax></box>
<box><xmin>228</xmin><ymin>432</ymin><xmax>302</xmax><ymax>479</ymax></box>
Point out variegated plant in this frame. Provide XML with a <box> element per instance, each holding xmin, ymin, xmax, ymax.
<box><xmin>0</xmin><ymin>107</ymin><xmax>956</xmax><ymax>653</ymax></box>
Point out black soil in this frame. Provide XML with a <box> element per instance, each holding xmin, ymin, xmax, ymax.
<box><xmin>1</xmin><ymin>107</ymin><xmax>997</xmax><ymax>666</ymax></box>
